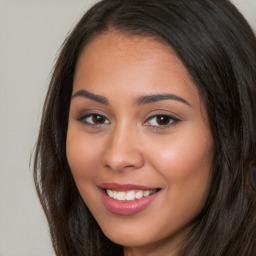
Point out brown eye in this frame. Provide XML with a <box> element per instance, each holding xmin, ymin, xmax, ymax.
<box><xmin>145</xmin><ymin>114</ymin><xmax>179</xmax><ymax>129</ymax></box>
<box><xmin>156</xmin><ymin>116</ymin><xmax>172</xmax><ymax>125</ymax></box>
<box><xmin>79</xmin><ymin>113</ymin><xmax>110</xmax><ymax>126</ymax></box>
<box><xmin>92</xmin><ymin>115</ymin><xmax>106</xmax><ymax>124</ymax></box>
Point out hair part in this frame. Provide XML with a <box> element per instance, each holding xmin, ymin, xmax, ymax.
<box><xmin>34</xmin><ymin>0</ymin><xmax>256</xmax><ymax>255</ymax></box>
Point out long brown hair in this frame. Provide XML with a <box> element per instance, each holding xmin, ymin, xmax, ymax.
<box><xmin>34</xmin><ymin>0</ymin><xmax>256</xmax><ymax>255</ymax></box>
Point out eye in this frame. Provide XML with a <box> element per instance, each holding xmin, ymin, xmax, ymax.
<box><xmin>144</xmin><ymin>114</ymin><xmax>179</xmax><ymax>129</ymax></box>
<box><xmin>78</xmin><ymin>113</ymin><xmax>110</xmax><ymax>126</ymax></box>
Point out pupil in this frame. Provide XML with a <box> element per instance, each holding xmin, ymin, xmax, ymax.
<box><xmin>157</xmin><ymin>116</ymin><xmax>170</xmax><ymax>125</ymax></box>
<box><xmin>93</xmin><ymin>115</ymin><xmax>105</xmax><ymax>124</ymax></box>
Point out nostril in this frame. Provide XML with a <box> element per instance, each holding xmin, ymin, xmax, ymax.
<box><xmin>102</xmin><ymin>147</ymin><xmax>144</xmax><ymax>172</ymax></box>
<box><xmin>104</xmin><ymin>162</ymin><xmax>137</xmax><ymax>172</ymax></box>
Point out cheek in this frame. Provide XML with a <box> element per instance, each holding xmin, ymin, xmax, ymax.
<box><xmin>147</xmin><ymin>132</ymin><xmax>212</xmax><ymax>202</ymax></box>
<box><xmin>66</xmin><ymin>130</ymin><xmax>104</xmax><ymax>213</ymax></box>
<box><xmin>66</xmin><ymin>130</ymin><xmax>100</xmax><ymax>181</ymax></box>
<box><xmin>151</xmin><ymin>135</ymin><xmax>211</xmax><ymax>170</ymax></box>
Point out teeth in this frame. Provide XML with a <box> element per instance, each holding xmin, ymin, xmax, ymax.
<box><xmin>143</xmin><ymin>190</ymin><xmax>150</xmax><ymax>197</ymax></box>
<box><xmin>106</xmin><ymin>189</ymin><xmax>157</xmax><ymax>201</ymax></box>
<box><xmin>126</xmin><ymin>191</ymin><xmax>135</xmax><ymax>201</ymax></box>
<box><xmin>107</xmin><ymin>190</ymin><xmax>114</xmax><ymax>198</ymax></box>
<box><xmin>135</xmin><ymin>190</ymin><xmax>143</xmax><ymax>199</ymax></box>
<box><xmin>116</xmin><ymin>192</ymin><xmax>125</xmax><ymax>201</ymax></box>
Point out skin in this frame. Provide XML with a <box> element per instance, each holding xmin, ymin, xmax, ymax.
<box><xmin>66</xmin><ymin>30</ymin><xmax>213</xmax><ymax>256</ymax></box>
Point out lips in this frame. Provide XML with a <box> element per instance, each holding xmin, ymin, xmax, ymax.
<box><xmin>106</xmin><ymin>189</ymin><xmax>158</xmax><ymax>201</ymax></box>
<box><xmin>99</xmin><ymin>183</ymin><xmax>161</xmax><ymax>215</ymax></box>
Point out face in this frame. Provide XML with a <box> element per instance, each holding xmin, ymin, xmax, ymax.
<box><xmin>66</xmin><ymin>31</ymin><xmax>213</xmax><ymax>255</ymax></box>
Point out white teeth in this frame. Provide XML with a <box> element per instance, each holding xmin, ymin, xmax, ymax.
<box><xmin>116</xmin><ymin>192</ymin><xmax>126</xmax><ymax>201</ymax></box>
<box><xmin>106</xmin><ymin>189</ymin><xmax>157</xmax><ymax>201</ymax></box>
<box><xmin>143</xmin><ymin>190</ymin><xmax>150</xmax><ymax>197</ymax></box>
<box><xmin>135</xmin><ymin>190</ymin><xmax>143</xmax><ymax>199</ymax></box>
<box><xmin>106</xmin><ymin>190</ymin><xmax>114</xmax><ymax>198</ymax></box>
<box><xmin>126</xmin><ymin>191</ymin><xmax>136</xmax><ymax>201</ymax></box>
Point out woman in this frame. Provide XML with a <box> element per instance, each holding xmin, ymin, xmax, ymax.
<box><xmin>34</xmin><ymin>0</ymin><xmax>256</xmax><ymax>255</ymax></box>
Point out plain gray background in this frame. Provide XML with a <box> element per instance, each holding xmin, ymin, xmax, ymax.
<box><xmin>0</xmin><ymin>1</ymin><xmax>255</xmax><ymax>255</ymax></box>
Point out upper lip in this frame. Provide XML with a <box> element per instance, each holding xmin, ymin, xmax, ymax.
<box><xmin>98</xmin><ymin>183</ymin><xmax>160</xmax><ymax>191</ymax></box>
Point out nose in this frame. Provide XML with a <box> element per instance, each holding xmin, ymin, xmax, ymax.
<box><xmin>102</xmin><ymin>124</ymin><xmax>144</xmax><ymax>172</ymax></box>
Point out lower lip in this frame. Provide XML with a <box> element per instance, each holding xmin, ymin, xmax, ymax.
<box><xmin>100</xmin><ymin>189</ymin><xmax>160</xmax><ymax>215</ymax></box>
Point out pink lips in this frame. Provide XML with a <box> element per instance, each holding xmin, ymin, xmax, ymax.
<box><xmin>99</xmin><ymin>183</ymin><xmax>161</xmax><ymax>215</ymax></box>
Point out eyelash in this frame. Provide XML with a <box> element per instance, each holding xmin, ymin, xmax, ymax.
<box><xmin>144</xmin><ymin>114</ymin><xmax>180</xmax><ymax>130</ymax></box>
<box><xmin>77</xmin><ymin>113</ymin><xmax>180</xmax><ymax>130</ymax></box>
<box><xmin>78</xmin><ymin>113</ymin><xmax>110</xmax><ymax>127</ymax></box>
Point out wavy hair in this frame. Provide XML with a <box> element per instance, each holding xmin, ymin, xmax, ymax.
<box><xmin>34</xmin><ymin>0</ymin><xmax>256</xmax><ymax>255</ymax></box>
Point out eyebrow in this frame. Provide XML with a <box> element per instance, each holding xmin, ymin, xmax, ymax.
<box><xmin>72</xmin><ymin>90</ymin><xmax>191</xmax><ymax>107</ymax></box>
<box><xmin>72</xmin><ymin>90</ymin><xmax>109</xmax><ymax>105</ymax></box>
<box><xmin>136</xmin><ymin>94</ymin><xmax>192</xmax><ymax>106</ymax></box>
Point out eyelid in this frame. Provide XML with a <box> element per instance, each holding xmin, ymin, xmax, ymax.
<box><xmin>144</xmin><ymin>113</ymin><xmax>180</xmax><ymax>129</ymax></box>
<box><xmin>77</xmin><ymin>112</ymin><xmax>111</xmax><ymax>126</ymax></box>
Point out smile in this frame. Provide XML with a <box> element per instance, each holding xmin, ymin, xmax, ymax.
<box><xmin>99</xmin><ymin>183</ymin><xmax>162</xmax><ymax>215</ymax></box>
<box><xmin>105</xmin><ymin>189</ymin><xmax>158</xmax><ymax>201</ymax></box>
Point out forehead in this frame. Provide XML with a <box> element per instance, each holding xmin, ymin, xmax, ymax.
<box><xmin>75</xmin><ymin>30</ymin><xmax>197</xmax><ymax>92</ymax></box>
<box><xmin>73</xmin><ymin>29</ymin><xmax>208</xmax><ymax>122</ymax></box>
<box><xmin>81</xmin><ymin>30</ymin><xmax>173</xmax><ymax>59</ymax></box>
